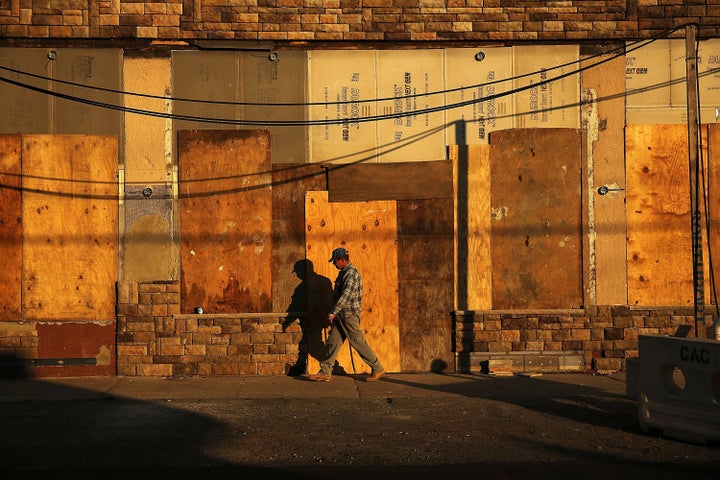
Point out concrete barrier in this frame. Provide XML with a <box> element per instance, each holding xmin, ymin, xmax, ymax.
<box><xmin>636</xmin><ymin>334</ymin><xmax>720</xmax><ymax>444</ymax></box>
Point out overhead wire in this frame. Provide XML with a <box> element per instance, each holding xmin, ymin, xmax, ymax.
<box><xmin>0</xmin><ymin>36</ymin><xmax>649</xmax><ymax>108</ymax></box>
<box><xmin>0</xmin><ymin>25</ymin><xmax>687</xmax><ymax>126</ymax></box>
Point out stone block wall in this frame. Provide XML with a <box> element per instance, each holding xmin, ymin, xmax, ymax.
<box><xmin>116</xmin><ymin>280</ymin><xmax>303</xmax><ymax>377</ymax></box>
<box><xmin>1</xmin><ymin>1</ymin><xmax>719</xmax><ymax>42</ymax></box>
<box><xmin>453</xmin><ymin>306</ymin><xmax>713</xmax><ymax>375</ymax></box>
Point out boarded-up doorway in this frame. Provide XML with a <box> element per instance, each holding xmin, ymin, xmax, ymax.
<box><xmin>490</xmin><ymin>128</ymin><xmax>583</xmax><ymax>309</ymax></box>
<box><xmin>178</xmin><ymin>130</ymin><xmax>273</xmax><ymax>313</ymax></box>
<box><xmin>305</xmin><ymin>191</ymin><xmax>400</xmax><ymax>374</ymax></box>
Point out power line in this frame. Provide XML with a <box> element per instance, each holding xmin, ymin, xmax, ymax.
<box><xmin>0</xmin><ymin>45</ymin><xmax>625</xmax><ymax>127</ymax></box>
<box><xmin>0</xmin><ymin>27</ymin><xmax>684</xmax><ymax>126</ymax></box>
<box><xmin>0</xmin><ymin>36</ymin><xmax>650</xmax><ymax>107</ymax></box>
<box><xmin>0</xmin><ymin>23</ymin><xmax>708</xmax><ymax>128</ymax></box>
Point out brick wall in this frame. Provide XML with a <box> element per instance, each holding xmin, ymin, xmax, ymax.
<box><xmin>1</xmin><ymin>1</ymin><xmax>719</xmax><ymax>41</ymax></box>
<box><xmin>116</xmin><ymin>280</ymin><xmax>303</xmax><ymax>377</ymax></box>
<box><xmin>453</xmin><ymin>306</ymin><xmax>713</xmax><ymax>375</ymax></box>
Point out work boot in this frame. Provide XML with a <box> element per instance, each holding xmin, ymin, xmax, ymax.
<box><xmin>366</xmin><ymin>370</ymin><xmax>386</xmax><ymax>382</ymax></box>
<box><xmin>308</xmin><ymin>372</ymin><xmax>331</xmax><ymax>382</ymax></box>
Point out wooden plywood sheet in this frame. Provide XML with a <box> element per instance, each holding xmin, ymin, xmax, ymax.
<box><xmin>669</xmin><ymin>38</ymin><xmax>720</xmax><ymax>108</ymax></box>
<box><xmin>171</xmin><ymin>51</ymin><xmax>240</xmax><ymax>133</ymax></box>
<box><xmin>239</xmin><ymin>51</ymin><xmax>308</xmax><ymax>164</ymax></box>
<box><xmin>308</xmin><ymin>50</ymin><xmax>377</xmax><ymax>164</ymax></box>
<box><xmin>178</xmin><ymin>130</ymin><xmax>272</xmax><ymax>313</ymax></box>
<box><xmin>0</xmin><ymin>135</ymin><xmax>22</xmax><ymax>320</ymax></box>
<box><xmin>581</xmin><ymin>54</ymin><xmax>628</xmax><ymax>305</ymax></box>
<box><xmin>513</xmin><ymin>45</ymin><xmax>580</xmax><ymax>129</ymax></box>
<box><xmin>0</xmin><ymin>48</ymin><xmax>51</xmax><ymax>133</ymax></box>
<box><xmin>375</xmin><ymin>50</ymin><xmax>446</xmax><ymax>162</ymax></box>
<box><xmin>53</xmin><ymin>49</ymin><xmax>123</xmax><ymax>136</ymax></box>
<box><xmin>22</xmin><ymin>135</ymin><xmax>118</xmax><ymax>321</ymax></box>
<box><xmin>123</xmin><ymin>57</ymin><xmax>171</xmax><ymax>184</ymax></box>
<box><xmin>451</xmin><ymin>144</ymin><xmax>492</xmax><ymax>310</ymax></box>
<box><xmin>625</xmin><ymin>40</ymin><xmax>671</xmax><ymax>108</ymax></box>
<box><xmin>444</xmin><ymin>48</ymin><xmax>513</xmax><ymax>145</ymax></box>
<box><xmin>490</xmin><ymin>129</ymin><xmax>583</xmax><ymax>309</ymax></box>
<box><xmin>305</xmin><ymin>191</ymin><xmax>399</xmax><ymax>374</ymax></box>
<box><xmin>626</xmin><ymin>124</ymin><xmax>695</xmax><ymax>305</ymax></box>
<box><xmin>327</xmin><ymin>160</ymin><xmax>453</xmax><ymax>202</ymax></box>
<box><xmin>397</xmin><ymin>198</ymin><xmax>454</xmax><ymax>372</ymax></box>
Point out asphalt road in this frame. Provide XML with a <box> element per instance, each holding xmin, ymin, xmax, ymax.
<box><xmin>1</xmin><ymin>372</ymin><xmax>718</xmax><ymax>479</ymax></box>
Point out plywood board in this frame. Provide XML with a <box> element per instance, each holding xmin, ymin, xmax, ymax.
<box><xmin>0</xmin><ymin>135</ymin><xmax>22</xmax><ymax>320</ymax></box>
<box><xmin>305</xmin><ymin>191</ymin><xmax>399</xmax><ymax>374</ymax></box>
<box><xmin>271</xmin><ymin>163</ymin><xmax>326</xmax><ymax>313</ymax></box>
<box><xmin>444</xmin><ymin>48</ymin><xmax>513</xmax><ymax>145</ymax></box>
<box><xmin>581</xmin><ymin>54</ymin><xmax>628</xmax><ymax>305</ymax></box>
<box><xmin>22</xmin><ymin>135</ymin><xmax>118</xmax><ymax>321</ymax></box>
<box><xmin>308</xmin><ymin>50</ymin><xmax>377</xmax><ymax>164</ymax></box>
<box><xmin>327</xmin><ymin>160</ymin><xmax>453</xmax><ymax>202</ymax></box>
<box><xmin>123</xmin><ymin>57</ymin><xmax>172</xmax><ymax>184</ymax></box>
<box><xmin>397</xmin><ymin>198</ymin><xmax>454</xmax><ymax>372</ymax></box>
<box><xmin>52</xmin><ymin>49</ymin><xmax>123</xmax><ymax>137</ymax></box>
<box><xmin>171</xmin><ymin>51</ymin><xmax>240</xmax><ymax>133</ymax></box>
<box><xmin>375</xmin><ymin>50</ymin><xmax>446</xmax><ymax>162</ymax></box>
<box><xmin>625</xmin><ymin>39</ymin><xmax>671</xmax><ymax>108</ymax></box>
<box><xmin>490</xmin><ymin>129</ymin><xmax>583</xmax><ymax>309</ymax></box>
<box><xmin>239</xmin><ymin>51</ymin><xmax>308</xmax><ymax>163</ymax></box>
<box><xmin>670</xmin><ymin>38</ymin><xmax>720</xmax><ymax>108</ymax></box>
<box><xmin>451</xmin><ymin>144</ymin><xmax>492</xmax><ymax>310</ymax></box>
<box><xmin>513</xmin><ymin>45</ymin><xmax>580</xmax><ymax>129</ymax></box>
<box><xmin>0</xmin><ymin>48</ymin><xmax>51</xmax><ymax>133</ymax></box>
<box><xmin>178</xmin><ymin>130</ymin><xmax>272</xmax><ymax>313</ymax></box>
<box><xmin>626</xmin><ymin>124</ymin><xmax>694</xmax><ymax>305</ymax></box>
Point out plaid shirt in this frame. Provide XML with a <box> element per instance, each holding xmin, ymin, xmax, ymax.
<box><xmin>330</xmin><ymin>262</ymin><xmax>363</xmax><ymax>317</ymax></box>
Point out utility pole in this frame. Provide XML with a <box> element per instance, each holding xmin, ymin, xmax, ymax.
<box><xmin>686</xmin><ymin>24</ymin><xmax>706</xmax><ymax>338</ymax></box>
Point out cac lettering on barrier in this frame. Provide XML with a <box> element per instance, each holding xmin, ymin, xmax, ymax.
<box><xmin>679</xmin><ymin>345</ymin><xmax>712</xmax><ymax>365</ymax></box>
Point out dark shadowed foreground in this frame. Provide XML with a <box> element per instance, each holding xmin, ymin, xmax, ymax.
<box><xmin>0</xmin><ymin>372</ymin><xmax>717</xmax><ymax>479</ymax></box>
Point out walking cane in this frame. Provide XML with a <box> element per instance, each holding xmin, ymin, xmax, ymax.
<box><xmin>335</xmin><ymin>316</ymin><xmax>357</xmax><ymax>374</ymax></box>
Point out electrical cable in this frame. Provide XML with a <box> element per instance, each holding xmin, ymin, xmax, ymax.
<box><xmin>0</xmin><ymin>36</ymin><xmax>651</xmax><ymax>127</ymax></box>
<box><xmin>0</xmin><ymin>34</ymin><xmax>664</xmax><ymax>108</ymax></box>
<box><xmin>0</xmin><ymin>24</ymin><xmax>687</xmax><ymax>126</ymax></box>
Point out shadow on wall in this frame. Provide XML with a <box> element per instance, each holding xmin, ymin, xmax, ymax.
<box><xmin>283</xmin><ymin>259</ymin><xmax>333</xmax><ymax>376</ymax></box>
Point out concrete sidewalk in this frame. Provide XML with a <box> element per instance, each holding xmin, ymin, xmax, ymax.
<box><xmin>0</xmin><ymin>371</ymin><xmax>630</xmax><ymax>402</ymax></box>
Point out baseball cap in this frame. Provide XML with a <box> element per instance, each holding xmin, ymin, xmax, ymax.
<box><xmin>328</xmin><ymin>247</ymin><xmax>348</xmax><ymax>262</ymax></box>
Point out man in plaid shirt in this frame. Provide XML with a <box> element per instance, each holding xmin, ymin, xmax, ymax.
<box><xmin>309</xmin><ymin>247</ymin><xmax>386</xmax><ymax>382</ymax></box>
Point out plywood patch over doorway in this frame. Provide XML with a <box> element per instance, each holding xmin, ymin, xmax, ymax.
<box><xmin>178</xmin><ymin>130</ymin><xmax>272</xmax><ymax>313</ymax></box>
<box><xmin>490</xmin><ymin>128</ymin><xmax>583</xmax><ymax>309</ymax></box>
<box><xmin>625</xmin><ymin>124</ymin><xmax>707</xmax><ymax>305</ymax></box>
<box><xmin>22</xmin><ymin>135</ymin><xmax>118</xmax><ymax>321</ymax></box>
<box><xmin>305</xmin><ymin>191</ymin><xmax>400</xmax><ymax>374</ymax></box>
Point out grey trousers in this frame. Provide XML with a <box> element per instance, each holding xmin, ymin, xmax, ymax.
<box><xmin>319</xmin><ymin>313</ymin><xmax>384</xmax><ymax>376</ymax></box>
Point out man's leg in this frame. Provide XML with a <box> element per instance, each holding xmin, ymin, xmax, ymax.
<box><xmin>318</xmin><ymin>323</ymin><xmax>345</xmax><ymax>376</ymax></box>
<box><xmin>340</xmin><ymin>314</ymin><xmax>384</xmax><ymax>374</ymax></box>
